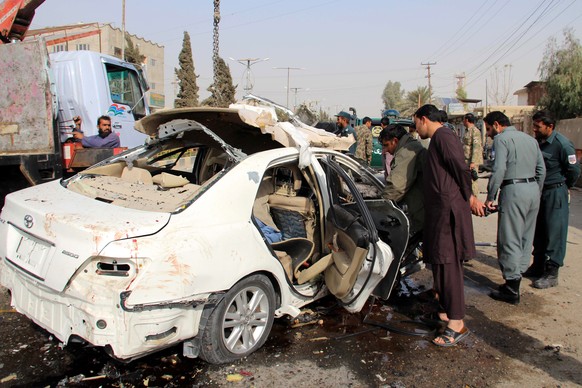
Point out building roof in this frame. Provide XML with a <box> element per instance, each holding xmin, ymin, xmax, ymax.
<box><xmin>27</xmin><ymin>22</ymin><xmax>164</xmax><ymax>48</ymax></box>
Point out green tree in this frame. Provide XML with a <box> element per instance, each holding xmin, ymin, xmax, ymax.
<box><xmin>456</xmin><ymin>85</ymin><xmax>468</xmax><ymax>111</ymax></box>
<box><xmin>538</xmin><ymin>28</ymin><xmax>582</xmax><ymax>119</ymax></box>
<box><xmin>400</xmin><ymin>86</ymin><xmax>430</xmax><ymax>116</ymax></box>
<box><xmin>317</xmin><ymin>109</ymin><xmax>331</xmax><ymax>122</ymax></box>
<box><xmin>382</xmin><ymin>81</ymin><xmax>404</xmax><ymax>111</ymax></box>
<box><xmin>202</xmin><ymin>57</ymin><xmax>237</xmax><ymax>107</ymax></box>
<box><xmin>124</xmin><ymin>33</ymin><xmax>145</xmax><ymax>64</ymax></box>
<box><xmin>174</xmin><ymin>31</ymin><xmax>199</xmax><ymax>108</ymax></box>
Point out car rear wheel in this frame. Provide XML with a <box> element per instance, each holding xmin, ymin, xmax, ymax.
<box><xmin>199</xmin><ymin>274</ymin><xmax>276</xmax><ymax>364</ymax></box>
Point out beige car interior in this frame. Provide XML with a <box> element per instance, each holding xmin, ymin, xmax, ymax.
<box><xmin>254</xmin><ymin>163</ymin><xmax>370</xmax><ymax>299</ymax></box>
<box><xmin>68</xmin><ymin>145</ymin><xmax>228</xmax><ymax>213</ymax></box>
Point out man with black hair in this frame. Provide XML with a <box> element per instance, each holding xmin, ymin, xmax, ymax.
<box><xmin>484</xmin><ymin>111</ymin><xmax>545</xmax><ymax>304</ymax></box>
<box><xmin>355</xmin><ymin>116</ymin><xmax>374</xmax><ymax>165</ymax></box>
<box><xmin>413</xmin><ymin>104</ymin><xmax>482</xmax><ymax>347</ymax></box>
<box><xmin>72</xmin><ymin>115</ymin><xmax>121</xmax><ymax>148</ymax></box>
<box><xmin>379</xmin><ymin>124</ymin><xmax>426</xmax><ymax>235</ymax></box>
<box><xmin>335</xmin><ymin>111</ymin><xmax>357</xmax><ymax>154</ymax></box>
<box><xmin>380</xmin><ymin>116</ymin><xmax>393</xmax><ymax>176</ymax></box>
<box><xmin>463</xmin><ymin>113</ymin><xmax>484</xmax><ymax>196</ymax></box>
<box><xmin>526</xmin><ymin>110</ymin><xmax>580</xmax><ymax>289</ymax></box>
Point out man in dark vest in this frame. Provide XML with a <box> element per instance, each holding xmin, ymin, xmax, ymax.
<box><xmin>524</xmin><ymin>110</ymin><xmax>581</xmax><ymax>288</ymax></box>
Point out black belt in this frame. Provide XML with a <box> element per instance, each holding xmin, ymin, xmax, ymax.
<box><xmin>543</xmin><ymin>182</ymin><xmax>565</xmax><ymax>190</ymax></box>
<box><xmin>501</xmin><ymin>177</ymin><xmax>536</xmax><ymax>187</ymax></box>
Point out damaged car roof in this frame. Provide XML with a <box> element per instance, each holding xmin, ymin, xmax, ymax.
<box><xmin>134</xmin><ymin>100</ymin><xmax>354</xmax><ymax>155</ymax></box>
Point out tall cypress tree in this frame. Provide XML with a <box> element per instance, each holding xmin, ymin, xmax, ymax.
<box><xmin>202</xmin><ymin>57</ymin><xmax>236</xmax><ymax>107</ymax></box>
<box><xmin>174</xmin><ymin>31</ymin><xmax>199</xmax><ymax>108</ymax></box>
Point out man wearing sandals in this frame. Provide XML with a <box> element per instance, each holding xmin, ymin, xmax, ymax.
<box><xmin>414</xmin><ymin>104</ymin><xmax>483</xmax><ymax>347</ymax></box>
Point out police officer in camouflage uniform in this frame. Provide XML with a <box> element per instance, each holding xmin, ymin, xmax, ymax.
<box><xmin>523</xmin><ymin>110</ymin><xmax>581</xmax><ymax>289</ymax></box>
<box><xmin>484</xmin><ymin>111</ymin><xmax>546</xmax><ymax>304</ymax></box>
<box><xmin>462</xmin><ymin>113</ymin><xmax>483</xmax><ymax>196</ymax></box>
<box><xmin>354</xmin><ymin>116</ymin><xmax>374</xmax><ymax>165</ymax></box>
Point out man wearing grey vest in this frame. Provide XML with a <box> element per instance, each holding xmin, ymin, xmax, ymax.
<box><xmin>484</xmin><ymin>111</ymin><xmax>546</xmax><ymax>304</ymax></box>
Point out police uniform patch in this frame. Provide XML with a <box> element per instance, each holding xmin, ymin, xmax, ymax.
<box><xmin>568</xmin><ymin>154</ymin><xmax>577</xmax><ymax>164</ymax></box>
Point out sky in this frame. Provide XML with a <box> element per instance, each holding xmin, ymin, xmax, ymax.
<box><xmin>30</xmin><ymin>0</ymin><xmax>582</xmax><ymax>118</ymax></box>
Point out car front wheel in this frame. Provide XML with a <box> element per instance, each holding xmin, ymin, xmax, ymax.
<box><xmin>199</xmin><ymin>274</ymin><xmax>276</xmax><ymax>364</ymax></box>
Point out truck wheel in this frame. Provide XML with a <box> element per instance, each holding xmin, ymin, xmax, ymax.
<box><xmin>199</xmin><ymin>274</ymin><xmax>275</xmax><ymax>364</ymax></box>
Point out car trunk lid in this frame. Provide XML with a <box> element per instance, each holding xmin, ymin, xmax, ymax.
<box><xmin>1</xmin><ymin>180</ymin><xmax>169</xmax><ymax>292</ymax></box>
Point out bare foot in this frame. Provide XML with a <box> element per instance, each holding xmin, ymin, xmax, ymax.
<box><xmin>438</xmin><ymin>312</ymin><xmax>450</xmax><ymax>322</ymax></box>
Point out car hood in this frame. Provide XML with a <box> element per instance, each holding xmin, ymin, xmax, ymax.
<box><xmin>1</xmin><ymin>180</ymin><xmax>169</xmax><ymax>292</ymax></box>
<box><xmin>134</xmin><ymin>101</ymin><xmax>354</xmax><ymax>157</ymax></box>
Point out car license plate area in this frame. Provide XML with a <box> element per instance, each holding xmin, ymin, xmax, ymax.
<box><xmin>15</xmin><ymin>234</ymin><xmax>50</xmax><ymax>268</ymax></box>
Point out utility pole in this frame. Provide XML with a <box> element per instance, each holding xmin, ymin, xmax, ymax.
<box><xmin>273</xmin><ymin>66</ymin><xmax>303</xmax><ymax>108</ymax></box>
<box><xmin>290</xmin><ymin>87</ymin><xmax>303</xmax><ymax>111</ymax></box>
<box><xmin>229</xmin><ymin>57</ymin><xmax>269</xmax><ymax>95</ymax></box>
<box><xmin>171</xmin><ymin>75</ymin><xmax>179</xmax><ymax>108</ymax></box>
<box><xmin>121</xmin><ymin>0</ymin><xmax>125</xmax><ymax>59</ymax></box>
<box><xmin>455</xmin><ymin>72</ymin><xmax>466</xmax><ymax>91</ymax></box>
<box><xmin>421</xmin><ymin>61</ymin><xmax>436</xmax><ymax>103</ymax></box>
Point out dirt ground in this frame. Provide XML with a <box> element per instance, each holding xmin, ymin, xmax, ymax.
<box><xmin>1</xmin><ymin>182</ymin><xmax>581</xmax><ymax>387</ymax></box>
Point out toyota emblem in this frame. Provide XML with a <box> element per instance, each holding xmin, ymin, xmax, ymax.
<box><xmin>24</xmin><ymin>215</ymin><xmax>34</xmax><ymax>229</ymax></box>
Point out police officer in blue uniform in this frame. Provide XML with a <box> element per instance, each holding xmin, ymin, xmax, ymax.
<box><xmin>524</xmin><ymin>110</ymin><xmax>581</xmax><ymax>288</ymax></box>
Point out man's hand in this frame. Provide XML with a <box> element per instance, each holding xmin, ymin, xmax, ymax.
<box><xmin>484</xmin><ymin>200</ymin><xmax>498</xmax><ymax>211</ymax></box>
<box><xmin>470</xmin><ymin>195</ymin><xmax>486</xmax><ymax>217</ymax></box>
<box><xmin>73</xmin><ymin>116</ymin><xmax>82</xmax><ymax>130</ymax></box>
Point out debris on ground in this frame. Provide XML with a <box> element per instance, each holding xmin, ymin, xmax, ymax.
<box><xmin>0</xmin><ymin>374</ymin><xmax>17</xmax><ymax>383</ymax></box>
<box><xmin>226</xmin><ymin>373</ymin><xmax>244</xmax><ymax>382</ymax></box>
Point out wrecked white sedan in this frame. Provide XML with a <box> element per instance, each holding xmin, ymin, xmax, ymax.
<box><xmin>0</xmin><ymin>99</ymin><xmax>410</xmax><ymax>363</ymax></box>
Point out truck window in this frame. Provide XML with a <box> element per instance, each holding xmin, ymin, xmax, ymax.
<box><xmin>105</xmin><ymin>63</ymin><xmax>147</xmax><ymax>119</ymax></box>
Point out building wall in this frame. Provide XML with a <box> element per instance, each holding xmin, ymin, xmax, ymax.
<box><xmin>26</xmin><ymin>23</ymin><xmax>165</xmax><ymax>110</ymax></box>
<box><xmin>527</xmin><ymin>84</ymin><xmax>545</xmax><ymax>106</ymax></box>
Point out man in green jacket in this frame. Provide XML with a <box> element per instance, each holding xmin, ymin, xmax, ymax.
<box><xmin>379</xmin><ymin>124</ymin><xmax>426</xmax><ymax>236</ymax></box>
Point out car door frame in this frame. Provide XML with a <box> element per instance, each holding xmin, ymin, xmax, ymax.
<box><xmin>312</xmin><ymin>153</ymin><xmax>395</xmax><ymax>313</ymax></box>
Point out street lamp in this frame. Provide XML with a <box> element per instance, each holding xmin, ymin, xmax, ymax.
<box><xmin>229</xmin><ymin>57</ymin><xmax>269</xmax><ymax>94</ymax></box>
<box><xmin>273</xmin><ymin>66</ymin><xmax>304</xmax><ymax>109</ymax></box>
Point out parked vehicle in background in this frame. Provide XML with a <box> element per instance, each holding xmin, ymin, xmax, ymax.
<box><xmin>0</xmin><ymin>39</ymin><xmax>150</xmax><ymax>206</ymax></box>
<box><xmin>0</xmin><ymin>99</ymin><xmax>415</xmax><ymax>364</ymax></box>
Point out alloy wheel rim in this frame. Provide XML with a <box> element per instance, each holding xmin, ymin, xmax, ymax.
<box><xmin>222</xmin><ymin>285</ymin><xmax>270</xmax><ymax>354</ymax></box>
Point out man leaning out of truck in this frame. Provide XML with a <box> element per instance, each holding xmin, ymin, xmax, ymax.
<box><xmin>73</xmin><ymin>115</ymin><xmax>120</xmax><ymax>148</ymax></box>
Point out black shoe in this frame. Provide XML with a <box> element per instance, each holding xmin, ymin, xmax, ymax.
<box><xmin>522</xmin><ymin>262</ymin><xmax>544</xmax><ymax>279</ymax></box>
<box><xmin>490</xmin><ymin>278</ymin><xmax>520</xmax><ymax>304</ymax></box>
<box><xmin>533</xmin><ymin>264</ymin><xmax>559</xmax><ymax>289</ymax></box>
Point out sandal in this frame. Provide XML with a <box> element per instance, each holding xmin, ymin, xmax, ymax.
<box><xmin>432</xmin><ymin>326</ymin><xmax>470</xmax><ymax>347</ymax></box>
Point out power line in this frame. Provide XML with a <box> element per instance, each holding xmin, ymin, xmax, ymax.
<box><xmin>466</xmin><ymin>0</ymin><xmax>556</xmax><ymax>80</ymax></box>
<box><xmin>491</xmin><ymin>1</ymin><xmax>578</xmax><ymax>65</ymax></box>
<box><xmin>429</xmin><ymin>0</ymin><xmax>494</xmax><ymax>59</ymax></box>
<box><xmin>439</xmin><ymin>0</ymin><xmax>510</xmax><ymax>59</ymax></box>
<box><xmin>467</xmin><ymin>0</ymin><xmax>561</xmax><ymax>86</ymax></box>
